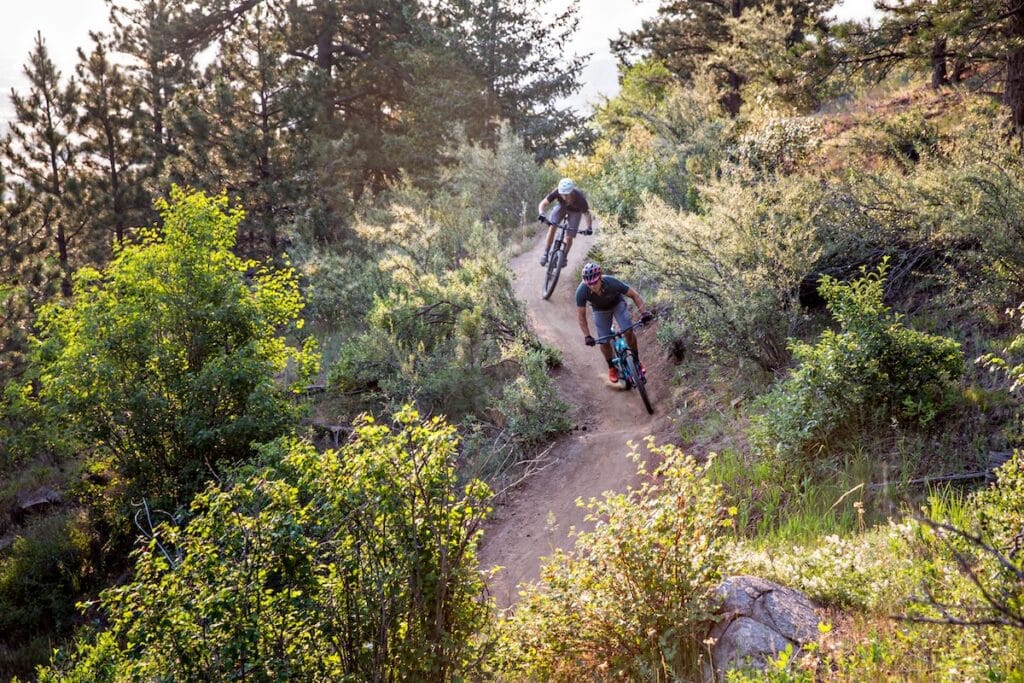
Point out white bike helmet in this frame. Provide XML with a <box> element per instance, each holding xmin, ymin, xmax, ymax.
<box><xmin>557</xmin><ymin>178</ymin><xmax>575</xmax><ymax>194</ymax></box>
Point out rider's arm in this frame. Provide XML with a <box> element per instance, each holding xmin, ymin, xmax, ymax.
<box><xmin>577</xmin><ymin>306</ymin><xmax>591</xmax><ymax>336</ymax></box>
<box><xmin>625</xmin><ymin>287</ymin><xmax>647</xmax><ymax>316</ymax></box>
<box><xmin>539</xmin><ymin>189</ymin><xmax>557</xmax><ymax>216</ymax></box>
<box><xmin>583</xmin><ymin>210</ymin><xmax>593</xmax><ymax>231</ymax></box>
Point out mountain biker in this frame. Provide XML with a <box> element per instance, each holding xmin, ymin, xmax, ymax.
<box><xmin>538</xmin><ymin>177</ymin><xmax>593</xmax><ymax>267</ymax></box>
<box><xmin>576</xmin><ymin>262</ymin><xmax>652</xmax><ymax>383</ymax></box>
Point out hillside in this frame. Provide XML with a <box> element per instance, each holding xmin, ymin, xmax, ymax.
<box><xmin>3</xmin><ymin>0</ymin><xmax>1024</xmax><ymax>680</ymax></box>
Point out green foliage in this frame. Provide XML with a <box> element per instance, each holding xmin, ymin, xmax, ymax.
<box><xmin>492</xmin><ymin>343</ymin><xmax>572</xmax><ymax>449</ymax></box>
<box><xmin>328</xmin><ymin>181</ymin><xmax>528</xmax><ymax>419</ymax></box>
<box><xmin>40</xmin><ymin>409</ymin><xmax>493</xmax><ymax>682</ymax></box>
<box><xmin>733</xmin><ymin>114</ymin><xmax>823</xmax><ymax>175</ymax></box>
<box><xmin>601</xmin><ymin>175</ymin><xmax>827</xmax><ymax>371</ymax></box>
<box><xmin>734</xmin><ymin>522</ymin><xmax>918</xmax><ymax>610</ymax></box>
<box><xmin>713</xmin><ymin>6</ymin><xmax>840</xmax><ymax>114</ymax></box>
<box><xmin>31</xmin><ymin>187</ymin><xmax>318</xmax><ymax>506</ymax></box>
<box><xmin>497</xmin><ymin>443</ymin><xmax>732</xmax><ymax>681</ymax></box>
<box><xmin>751</xmin><ymin>261</ymin><xmax>963</xmax><ymax>463</ymax></box>
<box><xmin>441</xmin><ymin>124</ymin><xmax>551</xmax><ymax>233</ymax></box>
<box><xmin>905</xmin><ymin>453</ymin><xmax>1024</xmax><ymax>630</ymax></box>
<box><xmin>0</xmin><ymin>509</ymin><xmax>92</xmax><ymax>672</ymax></box>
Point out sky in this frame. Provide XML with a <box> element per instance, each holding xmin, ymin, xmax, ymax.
<box><xmin>0</xmin><ymin>0</ymin><xmax>881</xmax><ymax>125</ymax></box>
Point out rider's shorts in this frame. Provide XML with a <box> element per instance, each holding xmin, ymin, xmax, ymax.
<box><xmin>593</xmin><ymin>299</ymin><xmax>631</xmax><ymax>342</ymax></box>
<box><xmin>548</xmin><ymin>205</ymin><xmax>582</xmax><ymax>235</ymax></box>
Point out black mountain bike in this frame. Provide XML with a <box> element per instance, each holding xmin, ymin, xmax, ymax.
<box><xmin>593</xmin><ymin>316</ymin><xmax>654</xmax><ymax>414</ymax></box>
<box><xmin>538</xmin><ymin>214</ymin><xmax>592</xmax><ymax>300</ymax></box>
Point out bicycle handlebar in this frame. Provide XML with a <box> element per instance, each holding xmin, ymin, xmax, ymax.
<box><xmin>537</xmin><ymin>214</ymin><xmax>593</xmax><ymax>235</ymax></box>
<box><xmin>592</xmin><ymin>314</ymin><xmax>654</xmax><ymax>345</ymax></box>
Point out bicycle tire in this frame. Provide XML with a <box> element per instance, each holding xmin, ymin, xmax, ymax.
<box><xmin>542</xmin><ymin>246</ymin><xmax>562</xmax><ymax>299</ymax></box>
<box><xmin>625</xmin><ymin>353</ymin><xmax>654</xmax><ymax>414</ymax></box>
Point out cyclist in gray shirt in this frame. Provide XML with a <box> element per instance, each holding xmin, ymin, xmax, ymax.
<box><xmin>576</xmin><ymin>261</ymin><xmax>651</xmax><ymax>384</ymax></box>
<box><xmin>538</xmin><ymin>177</ymin><xmax>593</xmax><ymax>267</ymax></box>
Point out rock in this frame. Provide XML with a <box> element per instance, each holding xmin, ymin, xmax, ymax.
<box><xmin>17</xmin><ymin>487</ymin><xmax>63</xmax><ymax>515</ymax></box>
<box><xmin>703</xmin><ymin>575</ymin><xmax>820</xmax><ymax>681</ymax></box>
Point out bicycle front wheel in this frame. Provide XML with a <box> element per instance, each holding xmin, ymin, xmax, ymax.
<box><xmin>542</xmin><ymin>248</ymin><xmax>562</xmax><ymax>299</ymax></box>
<box><xmin>625</xmin><ymin>354</ymin><xmax>654</xmax><ymax>414</ymax></box>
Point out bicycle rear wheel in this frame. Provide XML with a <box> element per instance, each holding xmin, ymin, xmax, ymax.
<box><xmin>625</xmin><ymin>354</ymin><xmax>653</xmax><ymax>414</ymax></box>
<box><xmin>542</xmin><ymin>247</ymin><xmax>562</xmax><ymax>299</ymax></box>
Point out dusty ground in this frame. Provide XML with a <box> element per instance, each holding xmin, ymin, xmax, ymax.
<box><xmin>477</xmin><ymin>226</ymin><xmax>677</xmax><ymax>609</ymax></box>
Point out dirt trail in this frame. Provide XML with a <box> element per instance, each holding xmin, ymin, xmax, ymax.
<box><xmin>477</xmin><ymin>227</ymin><xmax>675</xmax><ymax>609</ymax></box>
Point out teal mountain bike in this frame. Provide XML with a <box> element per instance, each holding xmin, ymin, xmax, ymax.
<box><xmin>593</xmin><ymin>315</ymin><xmax>654</xmax><ymax>414</ymax></box>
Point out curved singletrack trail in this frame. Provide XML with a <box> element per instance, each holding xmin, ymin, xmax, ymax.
<box><xmin>477</xmin><ymin>226</ymin><xmax>675</xmax><ymax>608</ymax></box>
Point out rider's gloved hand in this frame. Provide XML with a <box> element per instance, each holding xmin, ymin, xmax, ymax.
<box><xmin>537</xmin><ymin>214</ymin><xmax>546</xmax><ymax>222</ymax></box>
<box><xmin>582</xmin><ymin>228</ymin><xmax>593</xmax><ymax>235</ymax></box>
<box><xmin>641</xmin><ymin>311</ymin><xmax>654</xmax><ymax>323</ymax></box>
<box><xmin>584</xmin><ymin>335</ymin><xmax>596</xmax><ymax>346</ymax></box>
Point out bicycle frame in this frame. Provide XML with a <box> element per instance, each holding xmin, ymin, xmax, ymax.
<box><xmin>539</xmin><ymin>215</ymin><xmax>573</xmax><ymax>300</ymax></box>
<box><xmin>593</xmin><ymin>318</ymin><xmax>654</xmax><ymax>413</ymax></box>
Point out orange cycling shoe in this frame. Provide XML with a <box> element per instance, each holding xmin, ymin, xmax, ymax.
<box><xmin>608</xmin><ymin>367</ymin><xmax>620</xmax><ymax>383</ymax></box>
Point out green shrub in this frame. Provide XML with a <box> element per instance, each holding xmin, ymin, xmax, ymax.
<box><xmin>497</xmin><ymin>443</ymin><xmax>732</xmax><ymax>681</ymax></box>
<box><xmin>492</xmin><ymin>343</ymin><xmax>572</xmax><ymax>448</ymax></box>
<box><xmin>732</xmin><ymin>114</ymin><xmax>823</xmax><ymax>176</ymax></box>
<box><xmin>0</xmin><ymin>509</ymin><xmax>92</xmax><ymax>673</ymax></box>
<box><xmin>751</xmin><ymin>261</ymin><xmax>963</xmax><ymax>462</ymax></box>
<box><xmin>30</xmin><ymin>188</ymin><xmax>318</xmax><ymax>508</ymax></box>
<box><xmin>733</xmin><ymin>521</ymin><xmax>918</xmax><ymax>611</ymax></box>
<box><xmin>39</xmin><ymin>409</ymin><xmax>493</xmax><ymax>682</ymax></box>
<box><xmin>441</xmin><ymin>124</ymin><xmax>551</xmax><ymax>234</ymax></box>
<box><xmin>600</xmin><ymin>175</ymin><xmax>827</xmax><ymax>371</ymax></box>
<box><xmin>328</xmin><ymin>182</ymin><xmax>531</xmax><ymax>420</ymax></box>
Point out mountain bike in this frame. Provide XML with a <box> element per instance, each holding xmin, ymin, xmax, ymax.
<box><xmin>593</xmin><ymin>315</ymin><xmax>654</xmax><ymax>414</ymax></box>
<box><xmin>538</xmin><ymin>214</ymin><xmax>592</xmax><ymax>300</ymax></box>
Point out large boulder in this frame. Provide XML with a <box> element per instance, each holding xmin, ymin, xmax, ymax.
<box><xmin>703</xmin><ymin>575</ymin><xmax>820</xmax><ymax>681</ymax></box>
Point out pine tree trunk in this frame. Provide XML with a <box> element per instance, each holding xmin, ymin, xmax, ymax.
<box><xmin>1006</xmin><ymin>5</ymin><xmax>1024</xmax><ymax>130</ymax></box>
<box><xmin>931</xmin><ymin>38</ymin><xmax>948</xmax><ymax>89</ymax></box>
<box><xmin>723</xmin><ymin>70</ymin><xmax>743</xmax><ymax>117</ymax></box>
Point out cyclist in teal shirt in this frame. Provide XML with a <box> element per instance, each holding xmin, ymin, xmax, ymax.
<box><xmin>576</xmin><ymin>262</ymin><xmax>651</xmax><ymax>384</ymax></box>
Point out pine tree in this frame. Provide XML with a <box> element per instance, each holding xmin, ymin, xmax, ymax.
<box><xmin>439</xmin><ymin>0</ymin><xmax>588</xmax><ymax>159</ymax></box>
<box><xmin>109</xmin><ymin>0</ymin><xmax>198</xmax><ymax>183</ymax></box>
<box><xmin>3</xmin><ymin>34</ymin><xmax>84</xmax><ymax>299</ymax></box>
<box><xmin>176</xmin><ymin>4</ymin><xmax>308</xmax><ymax>255</ymax></box>
<box><xmin>0</xmin><ymin>165</ymin><xmax>59</xmax><ymax>377</ymax></box>
<box><xmin>613</xmin><ymin>0</ymin><xmax>833</xmax><ymax>115</ymax></box>
<box><xmin>863</xmin><ymin>0</ymin><xmax>1024</xmax><ymax>129</ymax></box>
<box><xmin>76</xmin><ymin>33</ymin><xmax>150</xmax><ymax>251</ymax></box>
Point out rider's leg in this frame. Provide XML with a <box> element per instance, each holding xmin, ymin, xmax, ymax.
<box><xmin>625</xmin><ymin>330</ymin><xmax>639</xmax><ymax>360</ymax></box>
<box><xmin>539</xmin><ymin>224</ymin><xmax>556</xmax><ymax>265</ymax></box>
<box><xmin>561</xmin><ymin>213</ymin><xmax>581</xmax><ymax>265</ymax></box>
<box><xmin>593</xmin><ymin>308</ymin><xmax>619</xmax><ymax>382</ymax></box>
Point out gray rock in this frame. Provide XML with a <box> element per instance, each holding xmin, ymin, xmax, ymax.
<box><xmin>703</xmin><ymin>575</ymin><xmax>819</xmax><ymax>681</ymax></box>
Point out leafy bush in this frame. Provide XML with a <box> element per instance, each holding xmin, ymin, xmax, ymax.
<box><xmin>732</xmin><ymin>114</ymin><xmax>823</xmax><ymax>176</ymax></box>
<box><xmin>30</xmin><ymin>187</ymin><xmax>318</xmax><ymax>507</ymax></box>
<box><xmin>497</xmin><ymin>443</ymin><xmax>732</xmax><ymax>681</ymax></box>
<box><xmin>328</xmin><ymin>182</ymin><xmax>530</xmax><ymax>420</ymax></box>
<box><xmin>441</xmin><ymin>124</ymin><xmax>552</xmax><ymax>234</ymax></box>
<box><xmin>492</xmin><ymin>343</ymin><xmax>572</xmax><ymax>448</ymax></box>
<box><xmin>0</xmin><ymin>510</ymin><xmax>92</xmax><ymax>656</ymax></box>
<box><xmin>734</xmin><ymin>522</ymin><xmax>918</xmax><ymax>611</ymax></box>
<box><xmin>751</xmin><ymin>261</ymin><xmax>963</xmax><ymax>462</ymax></box>
<box><xmin>601</xmin><ymin>176</ymin><xmax>827</xmax><ymax>371</ymax></box>
<box><xmin>40</xmin><ymin>409</ymin><xmax>493</xmax><ymax>682</ymax></box>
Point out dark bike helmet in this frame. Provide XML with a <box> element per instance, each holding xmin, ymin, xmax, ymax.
<box><xmin>582</xmin><ymin>262</ymin><xmax>602</xmax><ymax>285</ymax></box>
